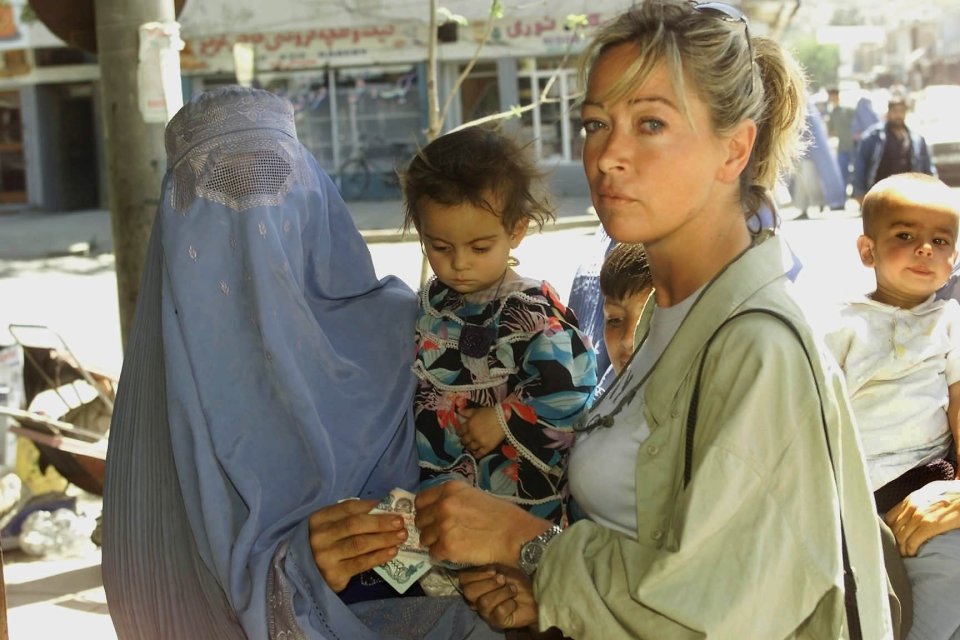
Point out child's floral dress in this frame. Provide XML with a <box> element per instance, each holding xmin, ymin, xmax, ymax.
<box><xmin>413</xmin><ymin>276</ymin><xmax>597</xmax><ymax>524</ymax></box>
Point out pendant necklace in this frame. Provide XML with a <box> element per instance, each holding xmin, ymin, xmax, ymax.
<box><xmin>458</xmin><ymin>269</ymin><xmax>509</xmax><ymax>359</ymax></box>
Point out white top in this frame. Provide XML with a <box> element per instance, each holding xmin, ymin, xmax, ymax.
<box><xmin>568</xmin><ymin>290</ymin><xmax>700</xmax><ymax>537</ymax></box>
<box><xmin>825</xmin><ymin>294</ymin><xmax>960</xmax><ymax>489</ymax></box>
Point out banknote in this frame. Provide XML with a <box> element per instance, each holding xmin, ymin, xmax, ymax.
<box><xmin>369</xmin><ymin>487</ymin><xmax>430</xmax><ymax>557</ymax></box>
<box><xmin>369</xmin><ymin>487</ymin><xmax>433</xmax><ymax>593</ymax></box>
<box><xmin>370</xmin><ymin>552</ymin><xmax>432</xmax><ymax>594</ymax></box>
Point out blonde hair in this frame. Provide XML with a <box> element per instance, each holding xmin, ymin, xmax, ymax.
<box><xmin>578</xmin><ymin>0</ymin><xmax>807</xmax><ymax>216</ymax></box>
<box><xmin>861</xmin><ymin>172</ymin><xmax>960</xmax><ymax>237</ymax></box>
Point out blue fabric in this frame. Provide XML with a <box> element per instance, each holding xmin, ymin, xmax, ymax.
<box><xmin>567</xmin><ymin>224</ymin><xmax>615</xmax><ymax>375</ymax></box>
<box><xmin>852</xmin><ymin>97</ymin><xmax>880</xmax><ymax>139</ymax></box>
<box><xmin>805</xmin><ymin>103</ymin><xmax>846</xmax><ymax>210</ymax></box>
<box><xmin>837</xmin><ymin>149</ymin><xmax>853</xmax><ymax>189</ymax></box>
<box><xmin>937</xmin><ymin>261</ymin><xmax>960</xmax><ymax>303</ymax></box>
<box><xmin>103</xmin><ymin>86</ymin><xmax>490</xmax><ymax>639</ymax></box>
<box><xmin>902</xmin><ymin>528</ymin><xmax>960</xmax><ymax>640</ymax></box>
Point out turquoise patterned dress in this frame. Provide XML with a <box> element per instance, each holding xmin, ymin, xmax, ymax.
<box><xmin>413</xmin><ymin>276</ymin><xmax>597</xmax><ymax>524</ymax></box>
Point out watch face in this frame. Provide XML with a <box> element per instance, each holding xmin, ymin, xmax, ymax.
<box><xmin>521</xmin><ymin>540</ymin><xmax>544</xmax><ymax>568</ymax></box>
<box><xmin>520</xmin><ymin>526</ymin><xmax>561</xmax><ymax>575</ymax></box>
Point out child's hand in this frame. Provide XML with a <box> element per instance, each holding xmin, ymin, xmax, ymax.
<box><xmin>457</xmin><ymin>407</ymin><xmax>505</xmax><ymax>458</ymax></box>
<box><xmin>459</xmin><ymin>565</ymin><xmax>539</xmax><ymax>630</ymax></box>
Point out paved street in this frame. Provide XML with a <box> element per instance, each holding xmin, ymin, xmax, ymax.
<box><xmin>0</xmin><ymin>202</ymin><xmax>872</xmax><ymax>378</ymax></box>
<box><xmin>0</xmin><ymin>201</ymin><xmax>871</xmax><ymax>638</ymax></box>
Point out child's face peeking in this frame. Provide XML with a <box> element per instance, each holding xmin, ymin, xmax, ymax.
<box><xmin>602</xmin><ymin>286</ymin><xmax>652</xmax><ymax>375</ymax></box>
<box><xmin>418</xmin><ymin>194</ymin><xmax>526</xmax><ymax>295</ymax></box>
<box><xmin>858</xmin><ymin>204</ymin><xmax>960</xmax><ymax>308</ymax></box>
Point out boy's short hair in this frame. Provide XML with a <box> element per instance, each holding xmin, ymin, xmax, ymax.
<box><xmin>401</xmin><ymin>125</ymin><xmax>554</xmax><ymax>233</ymax></box>
<box><xmin>599</xmin><ymin>243</ymin><xmax>652</xmax><ymax>301</ymax></box>
<box><xmin>861</xmin><ymin>172</ymin><xmax>960</xmax><ymax>236</ymax></box>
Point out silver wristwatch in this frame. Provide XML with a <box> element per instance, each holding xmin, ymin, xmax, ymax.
<box><xmin>518</xmin><ymin>525</ymin><xmax>563</xmax><ymax>576</ymax></box>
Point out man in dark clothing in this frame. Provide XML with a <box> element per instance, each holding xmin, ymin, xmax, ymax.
<box><xmin>853</xmin><ymin>96</ymin><xmax>936</xmax><ymax>203</ymax></box>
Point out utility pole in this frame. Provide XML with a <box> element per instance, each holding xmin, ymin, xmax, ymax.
<box><xmin>425</xmin><ymin>0</ymin><xmax>441</xmax><ymax>142</ymax></box>
<box><xmin>94</xmin><ymin>0</ymin><xmax>178</xmax><ymax>347</ymax></box>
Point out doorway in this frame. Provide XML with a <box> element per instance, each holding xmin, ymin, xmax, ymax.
<box><xmin>0</xmin><ymin>91</ymin><xmax>26</xmax><ymax>205</ymax></box>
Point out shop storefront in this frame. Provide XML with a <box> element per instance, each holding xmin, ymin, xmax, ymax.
<box><xmin>266</xmin><ymin>64</ymin><xmax>423</xmax><ymax>200</ymax></box>
<box><xmin>517</xmin><ymin>57</ymin><xmax>583</xmax><ymax>165</ymax></box>
<box><xmin>182</xmin><ymin>25</ymin><xmax>427</xmax><ymax>199</ymax></box>
<box><xmin>0</xmin><ymin>2</ymin><xmax>102</xmax><ymax>212</ymax></box>
<box><xmin>178</xmin><ymin>6</ymin><xmax>622</xmax><ymax>199</ymax></box>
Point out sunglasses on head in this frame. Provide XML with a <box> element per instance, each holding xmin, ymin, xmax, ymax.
<box><xmin>691</xmin><ymin>1</ymin><xmax>755</xmax><ymax>95</ymax></box>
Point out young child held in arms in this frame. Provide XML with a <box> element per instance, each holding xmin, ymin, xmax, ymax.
<box><xmin>402</xmin><ymin>126</ymin><xmax>596</xmax><ymax>525</ymax></box>
<box><xmin>597</xmin><ymin>242</ymin><xmax>653</xmax><ymax>392</ymax></box>
<box><xmin>826</xmin><ymin>171</ymin><xmax>960</xmax><ymax>640</ymax></box>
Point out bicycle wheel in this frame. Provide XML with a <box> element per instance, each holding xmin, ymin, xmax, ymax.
<box><xmin>338</xmin><ymin>159</ymin><xmax>370</xmax><ymax>200</ymax></box>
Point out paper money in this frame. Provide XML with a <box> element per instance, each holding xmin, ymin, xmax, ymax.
<box><xmin>369</xmin><ymin>487</ymin><xmax>433</xmax><ymax>593</ymax></box>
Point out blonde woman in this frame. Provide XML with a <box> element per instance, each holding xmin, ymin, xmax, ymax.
<box><xmin>414</xmin><ymin>2</ymin><xmax>892</xmax><ymax>638</ymax></box>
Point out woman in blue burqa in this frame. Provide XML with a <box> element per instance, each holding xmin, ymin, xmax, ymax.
<box><xmin>101</xmin><ymin>86</ymin><xmax>500</xmax><ymax>639</ymax></box>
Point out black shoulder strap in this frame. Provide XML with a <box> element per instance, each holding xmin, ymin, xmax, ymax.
<box><xmin>683</xmin><ymin>308</ymin><xmax>862</xmax><ymax>640</ymax></box>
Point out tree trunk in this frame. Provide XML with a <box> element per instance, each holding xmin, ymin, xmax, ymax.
<box><xmin>94</xmin><ymin>0</ymin><xmax>178</xmax><ymax>348</ymax></box>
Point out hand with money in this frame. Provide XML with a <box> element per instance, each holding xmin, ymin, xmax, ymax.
<box><xmin>415</xmin><ymin>480</ymin><xmax>552</xmax><ymax>568</ymax></box>
<box><xmin>307</xmin><ymin>498</ymin><xmax>409</xmax><ymax>593</ymax></box>
<box><xmin>368</xmin><ymin>487</ymin><xmax>435</xmax><ymax>593</ymax></box>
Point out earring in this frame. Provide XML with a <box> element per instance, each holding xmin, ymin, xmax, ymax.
<box><xmin>507</xmin><ymin>255</ymin><xmax>520</xmax><ymax>268</ymax></box>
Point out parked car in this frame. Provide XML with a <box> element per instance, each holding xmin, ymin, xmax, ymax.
<box><xmin>910</xmin><ymin>84</ymin><xmax>960</xmax><ymax>187</ymax></box>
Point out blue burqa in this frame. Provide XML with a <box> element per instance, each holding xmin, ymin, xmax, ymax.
<box><xmin>852</xmin><ymin>96</ymin><xmax>880</xmax><ymax>140</ymax></box>
<box><xmin>566</xmin><ymin>224</ymin><xmax>614</xmax><ymax>377</ymax></box>
<box><xmin>805</xmin><ymin>102</ymin><xmax>846</xmax><ymax>210</ymax></box>
<box><xmin>102</xmin><ymin>86</ymin><xmax>497</xmax><ymax>639</ymax></box>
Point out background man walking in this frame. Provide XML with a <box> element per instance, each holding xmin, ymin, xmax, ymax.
<box><xmin>853</xmin><ymin>94</ymin><xmax>936</xmax><ymax>203</ymax></box>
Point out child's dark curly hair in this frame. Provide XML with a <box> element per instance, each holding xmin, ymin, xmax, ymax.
<box><xmin>401</xmin><ymin>125</ymin><xmax>555</xmax><ymax>234</ymax></box>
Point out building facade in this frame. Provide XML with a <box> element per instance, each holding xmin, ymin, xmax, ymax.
<box><xmin>0</xmin><ymin>1</ymin><xmax>104</xmax><ymax>211</ymax></box>
<box><xmin>0</xmin><ymin>0</ymin><xmax>817</xmax><ymax>208</ymax></box>
<box><xmin>175</xmin><ymin>0</ymin><xmax>641</xmax><ymax>199</ymax></box>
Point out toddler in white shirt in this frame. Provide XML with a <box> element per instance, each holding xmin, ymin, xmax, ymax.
<box><xmin>826</xmin><ymin>172</ymin><xmax>960</xmax><ymax>514</ymax></box>
<box><xmin>828</xmin><ymin>172</ymin><xmax>960</xmax><ymax>640</ymax></box>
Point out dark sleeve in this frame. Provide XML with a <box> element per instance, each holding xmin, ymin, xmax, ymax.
<box><xmin>853</xmin><ymin>133</ymin><xmax>872</xmax><ymax>197</ymax></box>
<box><xmin>919</xmin><ymin>136</ymin><xmax>937</xmax><ymax>177</ymax></box>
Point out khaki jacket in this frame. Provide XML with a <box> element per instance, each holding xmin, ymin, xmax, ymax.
<box><xmin>536</xmin><ymin>235</ymin><xmax>892</xmax><ymax>639</ymax></box>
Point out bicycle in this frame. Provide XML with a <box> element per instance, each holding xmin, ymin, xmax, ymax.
<box><xmin>337</xmin><ymin>137</ymin><xmax>417</xmax><ymax>200</ymax></box>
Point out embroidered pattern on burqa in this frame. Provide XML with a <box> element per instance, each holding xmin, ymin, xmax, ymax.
<box><xmin>102</xmin><ymin>86</ymin><xmax>498</xmax><ymax>639</ymax></box>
